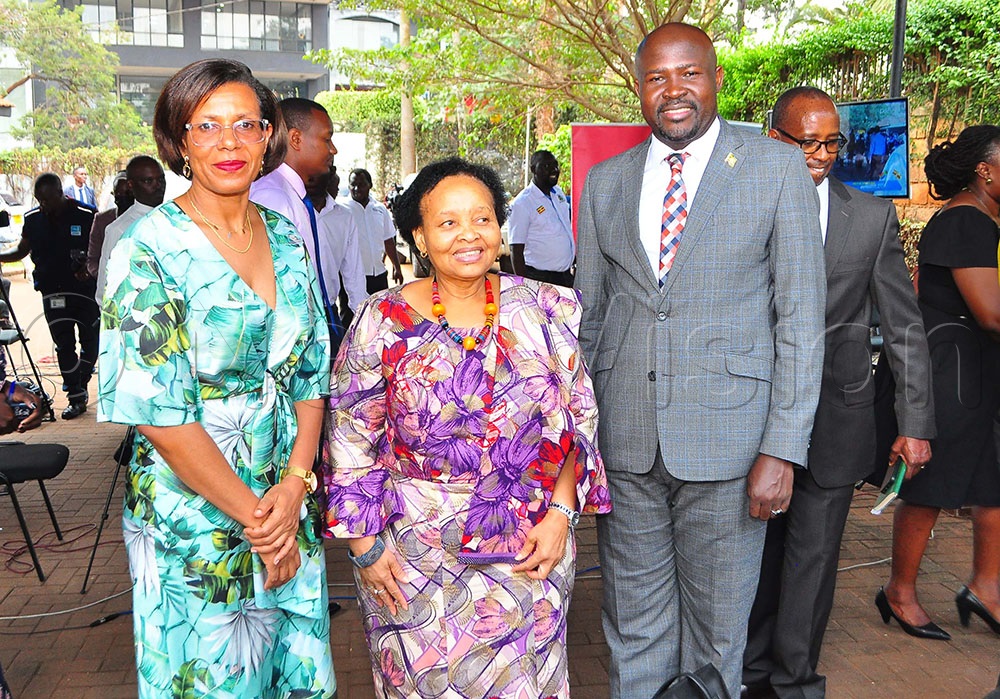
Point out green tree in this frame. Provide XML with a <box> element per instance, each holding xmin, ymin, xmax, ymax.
<box><xmin>0</xmin><ymin>0</ymin><xmax>150</xmax><ymax>150</ymax></box>
<box><xmin>310</xmin><ymin>0</ymin><xmax>741</xmax><ymax>125</ymax></box>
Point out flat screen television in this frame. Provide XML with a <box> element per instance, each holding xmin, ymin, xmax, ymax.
<box><xmin>831</xmin><ymin>97</ymin><xmax>910</xmax><ymax>199</ymax></box>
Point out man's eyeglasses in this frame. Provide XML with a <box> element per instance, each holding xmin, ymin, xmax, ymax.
<box><xmin>184</xmin><ymin>119</ymin><xmax>270</xmax><ymax>147</ymax></box>
<box><xmin>774</xmin><ymin>127</ymin><xmax>847</xmax><ymax>155</ymax></box>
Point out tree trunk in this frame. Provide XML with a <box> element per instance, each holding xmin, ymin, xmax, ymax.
<box><xmin>399</xmin><ymin>7</ymin><xmax>416</xmax><ymax>177</ymax></box>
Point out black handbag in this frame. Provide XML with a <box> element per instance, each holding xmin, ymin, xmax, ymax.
<box><xmin>652</xmin><ymin>663</ymin><xmax>732</xmax><ymax>699</ymax></box>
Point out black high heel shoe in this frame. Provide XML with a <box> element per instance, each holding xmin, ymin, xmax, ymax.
<box><xmin>875</xmin><ymin>587</ymin><xmax>951</xmax><ymax>641</ymax></box>
<box><xmin>956</xmin><ymin>586</ymin><xmax>1000</xmax><ymax>635</ymax></box>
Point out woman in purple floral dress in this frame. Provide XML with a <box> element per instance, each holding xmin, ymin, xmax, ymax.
<box><xmin>322</xmin><ymin>158</ymin><xmax>611</xmax><ymax>698</ymax></box>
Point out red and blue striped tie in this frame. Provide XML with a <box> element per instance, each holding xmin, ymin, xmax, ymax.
<box><xmin>659</xmin><ymin>152</ymin><xmax>689</xmax><ymax>288</ymax></box>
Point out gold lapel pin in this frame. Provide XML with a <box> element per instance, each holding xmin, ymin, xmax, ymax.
<box><xmin>725</xmin><ymin>152</ymin><xmax>738</xmax><ymax>168</ymax></box>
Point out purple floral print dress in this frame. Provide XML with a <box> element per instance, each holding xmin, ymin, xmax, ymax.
<box><xmin>323</xmin><ymin>275</ymin><xmax>610</xmax><ymax>698</ymax></box>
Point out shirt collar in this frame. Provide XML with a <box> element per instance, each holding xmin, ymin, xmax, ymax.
<box><xmin>274</xmin><ymin>162</ymin><xmax>306</xmax><ymax>199</ymax></box>
<box><xmin>647</xmin><ymin>116</ymin><xmax>721</xmax><ymax>165</ymax></box>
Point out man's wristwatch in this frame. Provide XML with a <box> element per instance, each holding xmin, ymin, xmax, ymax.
<box><xmin>548</xmin><ymin>502</ymin><xmax>580</xmax><ymax>528</ymax></box>
<box><xmin>281</xmin><ymin>466</ymin><xmax>318</xmax><ymax>494</ymax></box>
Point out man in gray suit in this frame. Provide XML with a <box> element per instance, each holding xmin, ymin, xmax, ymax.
<box><xmin>575</xmin><ymin>24</ymin><xmax>826</xmax><ymax>698</ymax></box>
<box><xmin>742</xmin><ymin>87</ymin><xmax>934</xmax><ymax>699</ymax></box>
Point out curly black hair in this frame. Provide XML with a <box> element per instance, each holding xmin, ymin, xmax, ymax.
<box><xmin>924</xmin><ymin>124</ymin><xmax>1000</xmax><ymax>200</ymax></box>
<box><xmin>392</xmin><ymin>157</ymin><xmax>507</xmax><ymax>243</ymax></box>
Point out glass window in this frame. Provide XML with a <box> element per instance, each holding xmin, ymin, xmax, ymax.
<box><xmin>80</xmin><ymin>0</ymin><xmax>182</xmax><ymax>46</ymax></box>
<box><xmin>200</xmin><ymin>0</ymin><xmax>313</xmax><ymax>52</ymax></box>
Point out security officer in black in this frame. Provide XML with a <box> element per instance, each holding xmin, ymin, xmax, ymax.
<box><xmin>0</xmin><ymin>173</ymin><xmax>98</xmax><ymax>419</ymax></box>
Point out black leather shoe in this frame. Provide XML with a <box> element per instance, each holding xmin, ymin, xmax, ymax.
<box><xmin>875</xmin><ymin>587</ymin><xmax>951</xmax><ymax>640</ymax></box>
<box><xmin>61</xmin><ymin>401</ymin><xmax>88</xmax><ymax>420</ymax></box>
<box><xmin>956</xmin><ymin>586</ymin><xmax>1000</xmax><ymax>635</ymax></box>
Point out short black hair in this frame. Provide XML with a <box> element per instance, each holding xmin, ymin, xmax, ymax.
<box><xmin>153</xmin><ymin>59</ymin><xmax>286</xmax><ymax>177</ymax></box>
<box><xmin>34</xmin><ymin>172</ymin><xmax>61</xmax><ymax>193</ymax></box>
<box><xmin>925</xmin><ymin>125</ymin><xmax>1000</xmax><ymax>200</ymax></box>
<box><xmin>125</xmin><ymin>155</ymin><xmax>162</xmax><ymax>180</ymax></box>
<box><xmin>392</xmin><ymin>157</ymin><xmax>507</xmax><ymax>240</ymax></box>
<box><xmin>349</xmin><ymin>168</ymin><xmax>373</xmax><ymax>186</ymax></box>
<box><xmin>279</xmin><ymin>98</ymin><xmax>328</xmax><ymax>133</ymax></box>
<box><xmin>771</xmin><ymin>86</ymin><xmax>834</xmax><ymax>131</ymax></box>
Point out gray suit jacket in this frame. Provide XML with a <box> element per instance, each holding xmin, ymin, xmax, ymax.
<box><xmin>576</xmin><ymin>119</ymin><xmax>826</xmax><ymax>480</ymax></box>
<box><xmin>808</xmin><ymin>177</ymin><xmax>935</xmax><ymax>487</ymax></box>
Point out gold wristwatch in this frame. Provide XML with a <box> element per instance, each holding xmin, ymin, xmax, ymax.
<box><xmin>281</xmin><ymin>466</ymin><xmax>318</xmax><ymax>494</ymax></box>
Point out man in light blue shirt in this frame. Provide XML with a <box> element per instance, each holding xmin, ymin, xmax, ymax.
<box><xmin>509</xmin><ymin>150</ymin><xmax>575</xmax><ymax>287</ymax></box>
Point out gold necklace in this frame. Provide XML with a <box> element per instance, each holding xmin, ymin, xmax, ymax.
<box><xmin>188</xmin><ymin>196</ymin><xmax>254</xmax><ymax>254</ymax></box>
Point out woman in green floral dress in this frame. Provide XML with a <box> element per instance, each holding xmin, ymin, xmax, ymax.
<box><xmin>97</xmin><ymin>59</ymin><xmax>335</xmax><ymax>698</ymax></box>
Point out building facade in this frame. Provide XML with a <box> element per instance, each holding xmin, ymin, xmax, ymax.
<box><xmin>60</xmin><ymin>0</ymin><xmax>331</xmax><ymax>124</ymax></box>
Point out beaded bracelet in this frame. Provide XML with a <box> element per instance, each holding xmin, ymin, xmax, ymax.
<box><xmin>348</xmin><ymin>537</ymin><xmax>385</xmax><ymax>569</ymax></box>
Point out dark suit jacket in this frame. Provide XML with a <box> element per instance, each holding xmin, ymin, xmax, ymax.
<box><xmin>808</xmin><ymin>177</ymin><xmax>935</xmax><ymax>487</ymax></box>
<box><xmin>64</xmin><ymin>184</ymin><xmax>96</xmax><ymax>208</ymax></box>
<box><xmin>576</xmin><ymin>120</ymin><xmax>827</xmax><ymax>480</ymax></box>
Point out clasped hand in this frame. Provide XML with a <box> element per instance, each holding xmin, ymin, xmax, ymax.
<box><xmin>511</xmin><ymin>510</ymin><xmax>570</xmax><ymax>580</ymax></box>
<box><xmin>245</xmin><ymin>477</ymin><xmax>306</xmax><ymax>589</ymax></box>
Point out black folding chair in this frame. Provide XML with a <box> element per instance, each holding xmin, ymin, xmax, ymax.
<box><xmin>0</xmin><ymin>442</ymin><xmax>69</xmax><ymax>582</ymax></box>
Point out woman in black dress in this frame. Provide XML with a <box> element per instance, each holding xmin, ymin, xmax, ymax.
<box><xmin>878</xmin><ymin>125</ymin><xmax>1000</xmax><ymax>640</ymax></box>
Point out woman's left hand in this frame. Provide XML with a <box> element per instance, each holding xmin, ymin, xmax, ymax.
<box><xmin>511</xmin><ymin>510</ymin><xmax>570</xmax><ymax>580</ymax></box>
<box><xmin>245</xmin><ymin>478</ymin><xmax>306</xmax><ymax>564</ymax></box>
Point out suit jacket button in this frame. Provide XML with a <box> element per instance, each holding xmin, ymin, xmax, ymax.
<box><xmin>657</xmin><ymin>311</ymin><xmax>667</xmax><ymax>321</ymax></box>
<box><xmin>647</xmin><ymin>370</ymin><xmax>656</xmax><ymax>381</ymax></box>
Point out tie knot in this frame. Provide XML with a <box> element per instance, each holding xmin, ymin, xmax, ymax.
<box><xmin>667</xmin><ymin>152</ymin><xmax>687</xmax><ymax>173</ymax></box>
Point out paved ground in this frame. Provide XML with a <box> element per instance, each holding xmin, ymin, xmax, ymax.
<box><xmin>2</xmin><ymin>270</ymin><xmax>999</xmax><ymax>698</ymax></box>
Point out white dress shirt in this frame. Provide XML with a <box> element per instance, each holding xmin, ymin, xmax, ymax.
<box><xmin>97</xmin><ymin>201</ymin><xmax>155</xmax><ymax>303</ymax></box>
<box><xmin>250</xmin><ymin>163</ymin><xmax>315</xmax><ymax>260</ymax></box>
<box><xmin>342</xmin><ymin>198</ymin><xmax>397</xmax><ymax>277</ymax></box>
<box><xmin>638</xmin><ymin>117</ymin><xmax>722</xmax><ymax>275</ymax></box>
<box><xmin>816</xmin><ymin>177</ymin><xmax>830</xmax><ymax>244</ymax></box>
<box><xmin>315</xmin><ymin>195</ymin><xmax>367</xmax><ymax>311</ymax></box>
<box><xmin>508</xmin><ymin>183</ymin><xmax>575</xmax><ymax>272</ymax></box>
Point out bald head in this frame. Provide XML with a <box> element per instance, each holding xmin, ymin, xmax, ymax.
<box><xmin>635</xmin><ymin>23</ymin><xmax>717</xmax><ymax>76</ymax></box>
<box><xmin>636</xmin><ymin>22</ymin><xmax>723</xmax><ymax>149</ymax></box>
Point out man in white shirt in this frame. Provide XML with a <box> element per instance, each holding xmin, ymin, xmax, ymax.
<box><xmin>93</xmin><ymin>156</ymin><xmax>166</xmax><ymax>303</ymax></box>
<box><xmin>344</xmin><ymin>168</ymin><xmax>403</xmax><ymax>293</ymax></box>
<box><xmin>250</xmin><ymin>98</ymin><xmax>338</xmax><ymax>324</ymax></box>
<box><xmin>509</xmin><ymin>150</ymin><xmax>575</xmax><ymax>287</ymax></box>
<box><xmin>306</xmin><ymin>166</ymin><xmax>366</xmax><ymax>350</ymax></box>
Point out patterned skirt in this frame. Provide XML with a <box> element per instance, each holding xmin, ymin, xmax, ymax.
<box><xmin>356</xmin><ymin>476</ymin><xmax>575</xmax><ymax>699</ymax></box>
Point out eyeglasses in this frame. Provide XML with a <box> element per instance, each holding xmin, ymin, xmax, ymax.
<box><xmin>184</xmin><ymin>119</ymin><xmax>270</xmax><ymax>147</ymax></box>
<box><xmin>774</xmin><ymin>127</ymin><xmax>848</xmax><ymax>155</ymax></box>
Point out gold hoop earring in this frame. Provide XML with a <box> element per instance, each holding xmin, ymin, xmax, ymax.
<box><xmin>182</xmin><ymin>156</ymin><xmax>192</xmax><ymax>180</ymax></box>
<box><xmin>259</xmin><ymin>162</ymin><xmax>264</xmax><ymax>178</ymax></box>
<box><xmin>419</xmin><ymin>249</ymin><xmax>428</xmax><ymax>259</ymax></box>
<box><xmin>988</xmin><ymin>177</ymin><xmax>994</xmax><ymax>185</ymax></box>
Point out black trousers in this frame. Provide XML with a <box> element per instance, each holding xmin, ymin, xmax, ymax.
<box><xmin>41</xmin><ymin>290</ymin><xmax>99</xmax><ymax>400</ymax></box>
<box><xmin>743</xmin><ymin>467</ymin><xmax>855</xmax><ymax>698</ymax></box>
<box><xmin>366</xmin><ymin>271</ymin><xmax>389</xmax><ymax>294</ymax></box>
<box><xmin>522</xmin><ymin>264</ymin><xmax>574</xmax><ymax>288</ymax></box>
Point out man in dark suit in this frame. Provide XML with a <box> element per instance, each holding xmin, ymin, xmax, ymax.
<box><xmin>64</xmin><ymin>166</ymin><xmax>97</xmax><ymax>208</ymax></box>
<box><xmin>742</xmin><ymin>86</ymin><xmax>934</xmax><ymax>699</ymax></box>
<box><xmin>576</xmin><ymin>24</ymin><xmax>826</xmax><ymax>698</ymax></box>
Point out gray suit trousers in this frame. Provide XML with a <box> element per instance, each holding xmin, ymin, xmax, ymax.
<box><xmin>598</xmin><ymin>451</ymin><xmax>766</xmax><ymax>699</ymax></box>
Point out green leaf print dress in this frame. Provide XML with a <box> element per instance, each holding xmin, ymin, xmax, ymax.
<box><xmin>98</xmin><ymin>201</ymin><xmax>335</xmax><ymax>698</ymax></box>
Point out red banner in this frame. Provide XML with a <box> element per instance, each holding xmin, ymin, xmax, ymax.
<box><xmin>570</xmin><ymin>123</ymin><xmax>651</xmax><ymax>236</ymax></box>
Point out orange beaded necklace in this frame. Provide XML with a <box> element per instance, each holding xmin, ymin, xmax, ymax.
<box><xmin>431</xmin><ymin>276</ymin><xmax>497</xmax><ymax>351</ymax></box>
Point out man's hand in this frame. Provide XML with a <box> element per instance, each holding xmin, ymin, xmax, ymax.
<box><xmin>747</xmin><ymin>453</ymin><xmax>794</xmax><ymax>521</ymax></box>
<box><xmin>0</xmin><ymin>383</ymin><xmax>43</xmax><ymax>434</ymax></box>
<box><xmin>888</xmin><ymin>436</ymin><xmax>932</xmax><ymax>480</ymax></box>
<box><xmin>391</xmin><ymin>263</ymin><xmax>404</xmax><ymax>285</ymax></box>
